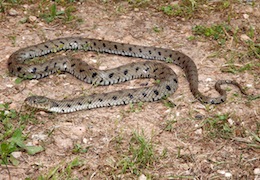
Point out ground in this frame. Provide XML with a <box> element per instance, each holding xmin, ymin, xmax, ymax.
<box><xmin>0</xmin><ymin>0</ymin><xmax>259</xmax><ymax>179</ymax></box>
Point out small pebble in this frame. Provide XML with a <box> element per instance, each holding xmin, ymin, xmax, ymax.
<box><xmin>240</xmin><ymin>34</ymin><xmax>251</xmax><ymax>41</ymax></box>
<box><xmin>8</xmin><ymin>8</ymin><xmax>18</xmax><ymax>16</ymax></box>
<box><xmin>225</xmin><ymin>172</ymin><xmax>232</xmax><ymax>178</ymax></box>
<box><xmin>254</xmin><ymin>168</ymin><xmax>260</xmax><ymax>175</ymax></box>
<box><xmin>138</xmin><ymin>174</ymin><xmax>147</xmax><ymax>180</ymax></box>
<box><xmin>11</xmin><ymin>151</ymin><xmax>22</xmax><ymax>158</ymax></box>
<box><xmin>29</xmin><ymin>15</ymin><xmax>37</xmax><ymax>22</ymax></box>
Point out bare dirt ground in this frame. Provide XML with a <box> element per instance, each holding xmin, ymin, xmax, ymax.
<box><xmin>0</xmin><ymin>0</ymin><xmax>259</xmax><ymax>179</ymax></box>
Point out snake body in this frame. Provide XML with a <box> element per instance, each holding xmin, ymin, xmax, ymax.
<box><xmin>8</xmin><ymin>37</ymin><xmax>246</xmax><ymax>113</ymax></box>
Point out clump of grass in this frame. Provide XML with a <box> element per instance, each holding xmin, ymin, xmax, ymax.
<box><xmin>160</xmin><ymin>0</ymin><xmax>199</xmax><ymax>18</ymax></box>
<box><xmin>39</xmin><ymin>3</ymin><xmax>78</xmax><ymax>23</ymax></box>
<box><xmin>117</xmin><ymin>131</ymin><xmax>157</xmax><ymax>175</ymax></box>
<box><xmin>0</xmin><ymin>103</ymin><xmax>44</xmax><ymax>166</ymax></box>
<box><xmin>35</xmin><ymin>157</ymin><xmax>84</xmax><ymax>179</ymax></box>
<box><xmin>192</xmin><ymin>24</ymin><xmax>232</xmax><ymax>45</ymax></box>
<box><xmin>202</xmin><ymin>113</ymin><xmax>240</xmax><ymax>139</ymax></box>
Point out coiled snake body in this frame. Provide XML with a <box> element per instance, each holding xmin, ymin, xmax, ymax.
<box><xmin>8</xmin><ymin>37</ymin><xmax>246</xmax><ymax>113</ymax></box>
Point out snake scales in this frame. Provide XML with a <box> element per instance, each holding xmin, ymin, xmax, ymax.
<box><xmin>8</xmin><ymin>37</ymin><xmax>246</xmax><ymax>113</ymax></box>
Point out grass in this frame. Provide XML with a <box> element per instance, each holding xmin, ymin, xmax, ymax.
<box><xmin>0</xmin><ymin>103</ymin><xmax>44</xmax><ymax>167</ymax></box>
<box><xmin>34</xmin><ymin>157</ymin><xmax>84</xmax><ymax>180</ymax></box>
<box><xmin>191</xmin><ymin>22</ymin><xmax>260</xmax><ymax>77</ymax></box>
<box><xmin>160</xmin><ymin>0</ymin><xmax>197</xmax><ymax>18</ymax></box>
<box><xmin>202</xmin><ymin>113</ymin><xmax>235</xmax><ymax>139</ymax></box>
<box><xmin>116</xmin><ymin>131</ymin><xmax>158</xmax><ymax>175</ymax></box>
<box><xmin>0</xmin><ymin>0</ymin><xmax>82</xmax><ymax>24</ymax></box>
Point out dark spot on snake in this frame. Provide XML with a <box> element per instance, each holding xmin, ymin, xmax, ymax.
<box><xmin>174</xmin><ymin>78</ymin><xmax>178</xmax><ymax>83</ymax></box>
<box><xmin>63</xmin><ymin>62</ymin><xmax>66</xmax><ymax>66</ymax></box>
<box><xmin>44</xmin><ymin>45</ymin><xmax>49</xmax><ymax>49</ymax></box>
<box><xmin>78</xmin><ymin>102</ymin><xmax>82</xmax><ymax>106</ymax></box>
<box><xmin>59</xmin><ymin>41</ymin><xmax>65</xmax><ymax>44</ymax></box>
<box><xmin>114</xmin><ymin>45</ymin><xmax>118</xmax><ymax>49</ymax></box>
<box><xmin>145</xmin><ymin>67</ymin><xmax>150</xmax><ymax>72</ymax></box>
<box><xmin>166</xmin><ymin>85</ymin><xmax>171</xmax><ymax>91</ymax></box>
<box><xmin>124</xmin><ymin>70</ymin><xmax>128</xmax><ymax>75</ymax></box>
<box><xmin>44</xmin><ymin>66</ymin><xmax>49</xmax><ymax>72</ymax></box>
<box><xmin>93</xmin><ymin>42</ymin><xmax>96</xmax><ymax>46</ymax></box>
<box><xmin>92</xmin><ymin>72</ymin><xmax>97</xmax><ymax>78</ymax></box>
<box><xmin>153</xmin><ymin>68</ymin><xmax>158</xmax><ymax>72</ymax></box>
<box><xmin>159</xmin><ymin>72</ymin><xmax>164</xmax><ymax>75</ymax></box>
<box><xmin>102</xmin><ymin>43</ymin><xmax>106</xmax><ymax>47</ymax></box>
<box><xmin>123</xmin><ymin>101</ymin><xmax>126</xmax><ymax>105</ymax></box>
<box><xmin>221</xmin><ymin>98</ymin><xmax>225</xmax><ymax>103</ymax></box>
<box><xmin>67</xmin><ymin>104</ymin><xmax>71</xmax><ymax>108</ymax></box>
<box><xmin>158</xmin><ymin>51</ymin><xmax>161</xmax><ymax>56</ymax></box>
<box><xmin>54</xmin><ymin>62</ymin><xmax>57</xmax><ymax>67</ymax></box>
<box><xmin>128</xmin><ymin>93</ymin><xmax>133</xmax><ymax>99</ymax></box>
<box><xmin>136</xmin><ymin>67</ymin><xmax>139</xmax><ymax>72</ymax></box>
<box><xmin>154</xmin><ymin>90</ymin><xmax>159</xmax><ymax>96</ymax></box>
<box><xmin>112</xmin><ymin>96</ymin><xmax>117</xmax><ymax>100</ymax></box>
<box><xmin>129</xmin><ymin>47</ymin><xmax>132</xmax><ymax>51</ymax></box>
<box><xmin>62</xmin><ymin>109</ymin><xmax>65</xmax><ymax>113</ymax></box>
<box><xmin>8</xmin><ymin>62</ymin><xmax>12</xmax><ymax>66</ymax></box>
<box><xmin>177</xmin><ymin>56</ymin><xmax>180</xmax><ymax>60</ymax></box>
<box><xmin>88</xmin><ymin>101</ymin><xmax>92</xmax><ymax>104</ymax></box>
<box><xmin>98</xmin><ymin>98</ymin><xmax>103</xmax><ymax>102</ymax></box>
<box><xmin>169</xmin><ymin>54</ymin><xmax>172</xmax><ymax>58</ymax></box>
<box><xmin>109</xmin><ymin>73</ymin><xmax>114</xmax><ymax>78</ymax></box>
<box><xmin>148</xmin><ymin>50</ymin><xmax>152</xmax><ymax>54</ymax></box>
<box><xmin>142</xmin><ymin>92</ymin><xmax>147</xmax><ymax>97</ymax></box>
<box><xmin>139</xmin><ymin>49</ymin><xmax>142</xmax><ymax>53</ymax></box>
<box><xmin>17</xmin><ymin>67</ymin><xmax>22</xmax><ymax>72</ymax></box>
<box><xmin>79</xmin><ymin>69</ymin><xmax>85</xmax><ymax>73</ymax></box>
<box><xmin>71</xmin><ymin>63</ymin><xmax>76</xmax><ymax>67</ymax></box>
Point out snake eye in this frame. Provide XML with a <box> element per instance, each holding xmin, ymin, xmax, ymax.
<box><xmin>210</xmin><ymin>99</ymin><xmax>215</xmax><ymax>104</ymax></box>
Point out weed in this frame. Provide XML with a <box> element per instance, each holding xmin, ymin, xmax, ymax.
<box><xmin>117</xmin><ymin>131</ymin><xmax>157</xmax><ymax>175</ymax></box>
<box><xmin>39</xmin><ymin>3</ymin><xmax>64</xmax><ymax>23</ymax></box>
<box><xmin>160</xmin><ymin>0</ymin><xmax>198</xmax><ymax>18</ymax></box>
<box><xmin>202</xmin><ymin>113</ymin><xmax>240</xmax><ymax>139</ymax></box>
<box><xmin>164</xmin><ymin>119</ymin><xmax>177</xmax><ymax>132</ymax></box>
<box><xmin>0</xmin><ymin>103</ymin><xmax>44</xmax><ymax>166</ymax></box>
<box><xmin>7</xmin><ymin>35</ymin><xmax>16</xmax><ymax>46</ymax></box>
<box><xmin>192</xmin><ymin>24</ymin><xmax>232</xmax><ymax>45</ymax></box>
<box><xmin>72</xmin><ymin>143</ymin><xmax>90</xmax><ymax>154</ymax></box>
<box><xmin>35</xmin><ymin>157</ymin><xmax>84</xmax><ymax>179</ymax></box>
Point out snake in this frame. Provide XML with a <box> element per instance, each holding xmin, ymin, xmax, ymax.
<box><xmin>7</xmin><ymin>37</ymin><xmax>246</xmax><ymax>113</ymax></box>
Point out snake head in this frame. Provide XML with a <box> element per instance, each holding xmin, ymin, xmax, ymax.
<box><xmin>25</xmin><ymin>96</ymin><xmax>53</xmax><ymax>111</ymax></box>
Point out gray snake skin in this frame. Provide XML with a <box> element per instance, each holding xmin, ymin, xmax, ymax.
<box><xmin>7</xmin><ymin>37</ymin><xmax>246</xmax><ymax>113</ymax></box>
